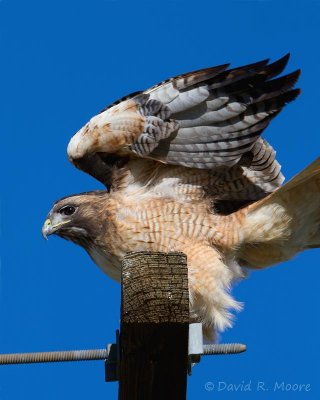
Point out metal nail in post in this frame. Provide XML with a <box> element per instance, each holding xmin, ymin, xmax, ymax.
<box><xmin>188</xmin><ymin>323</ymin><xmax>246</xmax><ymax>375</ymax></box>
<box><xmin>0</xmin><ymin>326</ymin><xmax>246</xmax><ymax>380</ymax></box>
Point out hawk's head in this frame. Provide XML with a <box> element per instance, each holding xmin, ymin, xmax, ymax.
<box><xmin>42</xmin><ymin>191</ymin><xmax>109</xmax><ymax>247</ymax></box>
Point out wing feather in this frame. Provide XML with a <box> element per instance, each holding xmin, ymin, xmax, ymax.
<box><xmin>67</xmin><ymin>54</ymin><xmax>299</xmax><ymax>208</ymax></box>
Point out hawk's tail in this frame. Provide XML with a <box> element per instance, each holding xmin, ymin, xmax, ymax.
<box><xmin>238</xmin><ymin>158</ymin><xmax>320</xmax><ymax>269</ymax></box>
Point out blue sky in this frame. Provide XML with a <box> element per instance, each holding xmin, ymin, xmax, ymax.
<box><xmin>1</xmin><ymin>0</ymin><xmax>319</xmax><ymax>398</ymax></box>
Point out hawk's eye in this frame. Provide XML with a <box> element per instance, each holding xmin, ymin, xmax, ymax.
<box><xmin>59</xmin><ymin>205</ymin><xmax>76</xmax><ymax>216</ymax></box>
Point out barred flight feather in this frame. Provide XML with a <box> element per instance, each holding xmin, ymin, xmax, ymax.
<box><xmin>67</xmin><ymin>54</ymin><xmax>300</xmax><ymax>219</ymax></box>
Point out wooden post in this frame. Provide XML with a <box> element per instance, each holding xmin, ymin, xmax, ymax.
<box><xmin>118</xmin><ymin>251</ymin><xmax>189</xmax><ymax>400</ymax></box>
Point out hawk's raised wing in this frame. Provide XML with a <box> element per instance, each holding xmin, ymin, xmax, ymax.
<box><xmin>67</xmin><ymin>54</ymin><xmax>300</xmax><ymax>211</ymax></box>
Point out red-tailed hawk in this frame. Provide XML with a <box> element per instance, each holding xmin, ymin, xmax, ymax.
<box><xmin>42</xmin><ymin>55</ymin><xmax>320</xmax><ymax>339</ymax></box>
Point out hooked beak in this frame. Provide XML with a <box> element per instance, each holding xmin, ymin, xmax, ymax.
<box><xmin>42</xmin><ymin>219</ymin><xmax>52</xmax><ymax>240</ymax></box>
<box><xmin>42</xmin><ymin>217</ymin><xmax>71</xmax><ymax>240</ymax></box>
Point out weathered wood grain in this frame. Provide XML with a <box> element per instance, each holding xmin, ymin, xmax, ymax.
<box><xmin>119</xmin><ymin>251</ymin><xmax>189</xmax><ymax>400</ymax></box>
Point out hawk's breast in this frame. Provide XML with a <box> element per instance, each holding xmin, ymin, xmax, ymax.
<box><xmin>87</xmin><ymin>246</ymin><xmax>122</xmax><ymax>282</ymax></box>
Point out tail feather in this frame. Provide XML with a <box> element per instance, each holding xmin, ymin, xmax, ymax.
<box><xmin>239</xmin><ymin>158</ymin><xmax>320</xmax><ymax>269</ymax></box>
